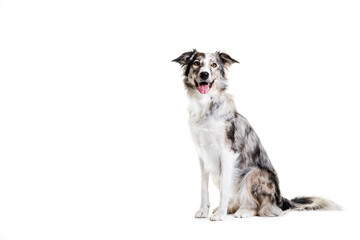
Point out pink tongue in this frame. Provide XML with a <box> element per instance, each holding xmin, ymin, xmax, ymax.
<box><xmin>198</xmin><ymin>84</ymin><xmax>210</xmax><ymax>94</ymax></box>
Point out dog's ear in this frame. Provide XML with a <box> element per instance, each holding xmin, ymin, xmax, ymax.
<box><xmin>216</xmin><ymin>52</ymin><xmax>239</xmax><ymax>68</ymax></box>
<box><xmin>172</xmin><ymin>49</ymin><xmax>197</xmax><ymax>66</ymax></box>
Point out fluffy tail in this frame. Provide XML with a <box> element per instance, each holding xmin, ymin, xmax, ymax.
<box><xmin>281</xmin><ymin>196</ymin><xmax>342</xmax><ymax>211</ymax></box>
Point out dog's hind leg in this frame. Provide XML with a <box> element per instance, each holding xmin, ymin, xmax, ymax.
<box><xmin>233</xmin><ymin>167</ymin><xmax>283</xmax><ymax>218</ymax></box>
<box><xmin>233</xmin><ymin>168</ymin><xmax>258</xmax><ymax>218</ymax></box>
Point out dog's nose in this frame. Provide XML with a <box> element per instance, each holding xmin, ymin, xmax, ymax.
<box><xmin>200</xmin><ymin>72</ymin><xmax>209</xmax><ymax>80</ymax></box>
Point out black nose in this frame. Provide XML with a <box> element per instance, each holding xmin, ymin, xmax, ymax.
<box><xmin>200</xmin><ymin>72</ymin><xmax>209</xmax><ymax>80</ymax></box>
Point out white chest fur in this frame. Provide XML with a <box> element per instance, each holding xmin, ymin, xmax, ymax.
<box><xmin>188</xmin><ymin>96</ymin><xmax>229</xmax><ymax>185</ymax></box>
<box><xmin>189</xmin><ymin>117</ymin><xmax>225</xmax><ymax>171</ymax></box>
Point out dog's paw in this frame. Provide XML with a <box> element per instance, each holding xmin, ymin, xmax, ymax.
<box><xmin>195</xmin><ymin>208</ymin><xmax>209</xmax><ymax>218</ymax></box>
<box><xmin>234</xmin><ymin>209</ymin><xmax>255</xmax><ymax>218</ymax></box>
<box><xmin>209</xmin><ymin>213</ymin><xmax>226</xmax><ymax>221</ymax></box>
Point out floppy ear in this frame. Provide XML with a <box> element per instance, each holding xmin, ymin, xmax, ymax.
<box><xmin>172</xmin><ymin>49</ymin><xmax>197</xmax><ymax>66</ymax></box>
<box><xmin>216</xmin><ymin>52</ymin><xmax>239</xmax><ymax>68</ymax></box>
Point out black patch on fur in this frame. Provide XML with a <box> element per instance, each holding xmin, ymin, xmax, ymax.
<box><xmin>291</xmin><ymin>197</ymin><xmax>313</xmax><ymax>205</ymax></box>
<box><xmin>226</xmin><ymin>112</ymin><xmax>239</xmax><ymax>152</ymax></box>
<box><xmin>184</xmin><ymin>56</ymin><xmax>196</xmax><ymax>76</ymax></box>
<box><xmin>229</xmin><ymin>113</ymin><xmax>253</xmax><ymax>167</ymax></box>
<box><xmin>215</xmin><ymin>52</ymin><xmax>226</xmax><ymax>77</ymax></box>
<box><xmin>279</xmin><ymin>197</ymin><xmax>293</xmax><ymax>211</ymax></box>
<box><xmin>251</xmin><ymin>144</ymin><xmax>261</xmax><ymax>161</ymax></box>
<box><xmin>172</xmin><ymin>49</ymin><xmax>198</xmax><ymax>77</ymax></box>
<box><xmin>227</xmin><ymin>121</ymin><xmax>236</xmax><ymax>147</ymax></box>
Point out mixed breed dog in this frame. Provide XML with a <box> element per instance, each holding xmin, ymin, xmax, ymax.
<box><xmin>173</xmin><ymin>49</ymin><xmax>340</xmax><ymax>221</ymax></box>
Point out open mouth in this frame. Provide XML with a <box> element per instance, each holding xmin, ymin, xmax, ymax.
<box><xmin>195</xmin><ymin>81</ymin><xmax>213</xmax><ymax>94</ymax></box>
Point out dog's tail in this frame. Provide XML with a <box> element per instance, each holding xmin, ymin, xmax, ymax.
<box><xmin>280</xmin><ymin>196</ymin><xmax>342</xmax><ymax>211</ymax></box>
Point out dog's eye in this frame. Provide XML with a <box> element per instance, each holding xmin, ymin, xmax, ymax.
<box><xmin>193</xmin><ymin>61</ymin><xmax>200</xmax><ymax>66</ymax></box>
<box><xmin>211</xmin><ymin>63</ymin><xmax>217</xmax><ymax>68</ymax></box>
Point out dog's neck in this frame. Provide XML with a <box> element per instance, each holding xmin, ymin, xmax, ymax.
<box><xmin>189</xmin><ymin>90</ymin><xmax>224</xmax><ymax>106</ymax></box>
<box><xmin>188</xmin><ymin>90</ymin><xmax>230</xmax><ymax>120</ymax></box>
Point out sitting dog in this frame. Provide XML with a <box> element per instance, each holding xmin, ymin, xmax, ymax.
<box><xmin>173</xmin><ymin>49</ymin><xmax>340</xmax><ymax>221</ymax></box>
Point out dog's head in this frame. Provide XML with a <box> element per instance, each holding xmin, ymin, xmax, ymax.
<box><xmin>173</xmin><ymin>49</ymin><xmax>238</xmax><ymax>95</ymax></box>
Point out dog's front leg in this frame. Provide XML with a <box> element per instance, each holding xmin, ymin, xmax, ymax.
<box><xmin>195</xmin><ymin>159</ymin><xmax>210</xmax><ymax>218</ymax></box>
<box><xmin>209</xmin><ymin>154</ymin><xmax>233</xmax><ymax>221</ymax></box>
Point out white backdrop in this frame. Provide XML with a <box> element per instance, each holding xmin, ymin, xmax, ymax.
<box><xmin>1</xmin><ymin>0</ymin><xmax>359</xmax><ymax>239</ymax></box>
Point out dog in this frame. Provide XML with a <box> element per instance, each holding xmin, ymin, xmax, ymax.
<box><xmin>173</xmin><ymin>49</ymin><xmax>341</xmax><ymax>221</ymax></box>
